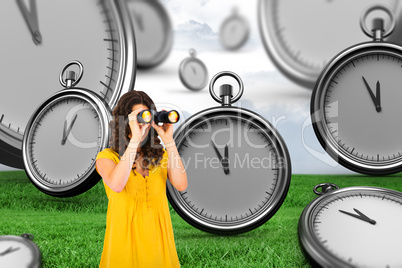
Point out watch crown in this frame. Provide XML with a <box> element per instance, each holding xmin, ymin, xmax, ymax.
<box><xmin>372</xmin><ymin>18</ymin><xmax>384</xmax><ymax>41</ymax></box>
<box><xmin>219</xmin><ymin>84</ymin><xmax>233</xmax><ymax>106</ymax></box>
<box><xmin>65</xmin><ymin>71</ymin><xmax>76</xmax><ymax>88</ymax></box>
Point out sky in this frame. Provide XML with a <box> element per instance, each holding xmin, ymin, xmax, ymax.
<box><xmin>0</xmin><ymin>0</ymin><xmax>350</xmax><ymax>174</ymax></box>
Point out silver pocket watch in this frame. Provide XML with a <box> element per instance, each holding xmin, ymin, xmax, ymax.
<box><xmin>167</xmin><ymin>71</ymin><xmax>291</xmax><ymax>235</ymax></box>
<box><xmin>258</xmin><ymin>0</ymin><xmax>400</xmax><ymax>89</ymax></box>
<box><xmin>127</xmin><ymin>0</ymin><xmax>173</xmax><ymax>68</ymax></box>
<box><xmin>178</xmin><ymin>49</ymin><xmax>209</xmax><ymax>91</ymax></box>
<box><xmin>311</xmin><ymin>5</ymin><xmax>402</xmax><ymax>175</ymax></box>
<box><xmin>0</xmin><ymin>0</ymin><xmax>135</xmax><ymax>168</ymax></box>
<box><xmin>22</xmin><ymin>61</ymin><xmax>112</xmax><ymax>197</ymax></box>
<box><xmin>219</xmin><ymin>7</ymin><xmax>250</xmax><ymax>51</ymax></box>
<box><xmin>0</xmin><ymin>233</ymin><xmax>41</xmax><ymax>268</ymax></box>
<box><xmin>299</xmin><ymin>183</ymin><xmax>402</xmax><ymax>267</ymax></box>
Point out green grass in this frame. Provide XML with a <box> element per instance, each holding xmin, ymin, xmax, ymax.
<box><xmin>1</xmin><ymin>171</ymin><xmax>402</xmax><ymax>267</ymax></box>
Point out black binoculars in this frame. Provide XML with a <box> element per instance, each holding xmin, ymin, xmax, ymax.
<box><xmin>137</xmin><ymin>110</ymin><xmax>180</xmax><ymax>124</ymax></box>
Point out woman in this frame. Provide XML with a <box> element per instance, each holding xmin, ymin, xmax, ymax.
<box><xmin>95</xmin><ymin>90</ymin><xmax>187</xmax><ymax>267</ymax></box>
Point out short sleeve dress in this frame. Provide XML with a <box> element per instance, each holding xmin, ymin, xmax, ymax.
<box><xmin>95</xmin><ymin>148</ymin><xmax>180</xmax><ymax>267</ymax></box>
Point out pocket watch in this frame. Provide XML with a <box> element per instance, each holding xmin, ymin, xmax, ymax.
<box><xmin>258</xmin><ymin>0</ymin><xmax>400</xmax><ymax>88</ymax></box>
<box><xmin>311</xmin><ymin>5</ymin><xmax>402</xmax><ymax>175</ymax></box>
<box><xmin>127</xmin><ymin>0</ymin><xmax>173</xmax><ymax>68</ymax></box>
<box><xmin>0</xmin><ymin>233</ymin><xmax>40</xmax><ymax>268</ymax></box>
<box><xmin>0</xmin><ymin>0</ymin><xmax>135</xmax><ymax>168</ymax></box>
<box><xmin>219</xmin><ymin>7</ymin><xmax>250</xmax><ymax>51</ymax></box>
<box><xmin>178</xmin><ymin>49</ymin><xmax>209</xmax><ymax>91</ymax></box>
<box><xmin>22</xmin><ymin>61</ymin><xmax>112</xmax><ymax>197</ymax></box>
<box><xmin>299</xmin><ymin>183</ymin><xmax>402</xmax><ymax>267</ymax></box>
<box><xmin>167</xmin><ymin>71</ymin><xmax>291</xmax><ymax>235</ymax></box>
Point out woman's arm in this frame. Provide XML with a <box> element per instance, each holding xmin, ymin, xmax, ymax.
<box><xmin>96</xmin><ymin>140</ymin><xmax>139</xmax><ymax>193</ymax></box>
<box><xmin>96</xmin><ymin>108</ymin><xmax>150</xmax><ymax>193</ymax></box>
<box><xmin>151</xmin><ymin>121</ymin><xmax>188</xmax><ymax>192</ymax></box>
<box><xmin>165</xmin><ymin>140</ymin><xmax>188</xmax><ymax>191</ymax></box>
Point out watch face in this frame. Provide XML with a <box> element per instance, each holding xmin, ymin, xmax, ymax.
<box><xmin>179</xmin><ymin>57</ymin><xmax>209</xmax><ymax>91</ymax></box>
<box><xmin>311</xmin><ymin>43</ymin><xmax>402</xmax><ymax>175</ymax></box>
<box><xmin>127</xmin><ymin>0</ymin><xmax>173</xmax><ymax>68</ymax></box>
<box><xmin>258</xmin><ymin>0</ymin><xmax>399</xmax><ymax>88</ymax></box>
<box><xmin>0</xmin><ymin>0</ymin><xmax>135</xmax><ymax>168</ymax></box>
<box><xmin>167</xmin><ymin>108</ymin><xmax>291</xmax><ymax>234</ymax></box>
<box><xmin>23</xmin><ymin>89</ymin><xmax>111</xmax><ymax>197</ymax></box>
<box><xmin>299</xmin><ymin>187</ymin><xmax>402</xmax><ymax>267</ymax></box>
<box><xmin>0</xmin><ymin>236</ymin><xmax>39</xmax><ymax>268</ymax></box>
<box><xmin>219</xmin><ymin>13</ymin><xmax>249</xmax><ymax>50</ymax></box>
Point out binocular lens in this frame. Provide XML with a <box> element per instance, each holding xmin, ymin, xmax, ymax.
<box><xmin>168</xmin><ymin>111</ymin><xmax>179</xmax><ymax>123</ymax></box>
<box><xmin>137</xmin><ymin>110</ymin><xmax>153</xmax><ymax>123</ymax></box>
<box><xmin>142</xmin><ymin>110</ymin><xmax>153</xmax><ymax>123</ymax></box>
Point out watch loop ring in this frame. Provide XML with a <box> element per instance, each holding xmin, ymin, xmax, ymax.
<box><xmin>313</xmin><ymin>183</ymin><xmax>340</xmax><ymax>196</ymax></box>
<box><xmin>209</xmin><ymin>71</ymin><xmax>244</xmax><ymax>104</ymax></box>
<box><xmin>59</xmin><ymin>60</ymin><xmax>84</xmax><ymax>88</ymax></box>
<box><xmin>360</xmin><ymin>4</ymin><xmax>395</xmax><ymax>38</ymax></box>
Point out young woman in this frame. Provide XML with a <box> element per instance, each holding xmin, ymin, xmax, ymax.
<box><xmin>95</xmin><ymin>91</ymin><xmax>187</xmax><ymax>267</ymax></box>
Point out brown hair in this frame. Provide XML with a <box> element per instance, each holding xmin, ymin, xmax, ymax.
<box><xmin>109</xmin><ymin>91</ymin><xmax>164</xmax><ymax>169</ymax></box>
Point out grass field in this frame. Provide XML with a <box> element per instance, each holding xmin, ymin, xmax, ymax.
<box><xmin>1</xmin><ymin>171</ymin><xmax>402</xmax><ymax>267</ymax></box>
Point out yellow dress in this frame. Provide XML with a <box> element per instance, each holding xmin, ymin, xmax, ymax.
<box><xmin>95</xmin><ymin>148</ymin><xmax>180</xmax><ymax>268</ymax></box>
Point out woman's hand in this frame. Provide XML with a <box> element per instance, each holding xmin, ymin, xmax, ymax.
<box><xmin>151</xmin><ymin>111</ymin><xmax>174</xmax><ymax>145</ymax></box>
<box><xmin>128</xmin><ymin>109</ymin><xmax>150</xmax><ymax>143</ymax></box>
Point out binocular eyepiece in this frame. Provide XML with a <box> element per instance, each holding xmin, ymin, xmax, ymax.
<box><xmin>137</xmin><ymin>110</ymin><xmax>180</xmax><ymax>124</ymax></box>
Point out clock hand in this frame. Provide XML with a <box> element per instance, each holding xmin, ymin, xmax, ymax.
<box><xmin>210</xmin><ymin>139</ymin><xmax>223</xmax><ymax>161</ymax></box>
<box><xmin>191</xmin><ymin>66</ymin><xmax>197</xmax><ymax>75</ymax></box>
<box><xmin>376</xmin><ymin>80</ymin><xmax>381</xmax><ymax>112</ymax></box>
<box><xmin>362</xmin><ymin>76</ymin><xmax>381</xmax><ymax>112</ymax></box>
<box><xmin>61</xmin><ymin>114</ymin><xmax>78</xmax><ymax>145</ymax></box>
<box><xmin>222</xmin><ymin>144</ymin><xmax>229</xmax><ymax>175</ymax></box>
<box><xmin>62</xmin><ymin>120</ymin><xmax>67</xmax><ymax>142</ymax></box>
<box><xmin>16</xmin><ymin>0</ymin><xmax>42</xmax><ymax>45</ymax></box>
<box><xmin>339</xmin><ymin>209</ymin><xmax>376</xmax><ymax>225</ymax></box>
<box><xmin>353</xmin><ymin>208</ymin><xmax>376</xmax><ymax>225</ymax></box>
<box><xmin>0</xmin><ymin>246</ymin><xmax>20</xmax><ymax>256</ymax></box>
<box><xmin>210</xmin><ymin>139</ymin><xmax>230</xmax><ymax>175</ymax></box>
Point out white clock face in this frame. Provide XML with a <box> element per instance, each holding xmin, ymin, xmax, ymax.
<box><xmin>180</xmin><ymin>59</ymin><xmax>208</xmax><ymax>90</ymax></box>
<box><xmin>312</xmin><ymin>44</ymin><xmax>402</xmax><ymax>174</ymax></box>
<box><xmin>0</xmin><ymin>240</ymin><xmax>33</xmax><ymax>267</ymax></box>
<box><xmin>128</xmin><ymin>0</ymin><xmax>172</xmax><ymax>67</ymax></box>
<box><xmin>312</xmin><ymin>189</ymin><xmax>402</xmax><ymax>267</ymax></box>
<box><xmin>175</xmin><ymin>115</ymin><xmax>286</xmax><ymax>226</ymax></box>
<box><xmin>324</xmin><ymin>50</ymin><xmax>402</xmax><ymax>164</ymax></box>
<box><xmin>0</xmin><ymin>0</ymin><xmax>132</xmax><ymax>167</ymax></box>
<box><xmin>27</xmin><ymin>96</ymin><xmax>102</xmax><ymax>188</ymax></box>
<box><xmin>259</xmin><ymin>0</ymin><xmax>399</xmax><ymax>88</ymax></box>
<box><xmin>220</xmin><ymin>15</ymin><xmax>249</xmax><ymax>50</ymax></box>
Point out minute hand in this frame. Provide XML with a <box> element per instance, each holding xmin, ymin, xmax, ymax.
<box><xmin>339</xmin><ymin>208</ymin><xmax>376</xmax><ymax>225</ymax></box>
<box><xmin>61</xmin><ymin>114</ymin><xmax>78</xmax><ymax>145</ymax></box>
<box><xmin>210</xmin><ymin>140</ymin><xmax>229</xmax><ymax>175</ymax></box>
<box><xmin>362</xmin><ymin>76</ymin><xmax>381</xmax><ymax>112</ymax></box>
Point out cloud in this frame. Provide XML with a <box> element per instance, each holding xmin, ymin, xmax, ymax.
<box><xmin>161</xmin><ymin>0</ymin><xmax>261</xmax><ymax>52</ymax></box>
<box><xmin>199</xmin><ymin>0</ymin><xmax>210</xmax><ymax>7</ymax></box>
<box><xmin>174</xmin><ymin>20</ymin><xmax>220</xmax><ymax>51</ymax></box>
